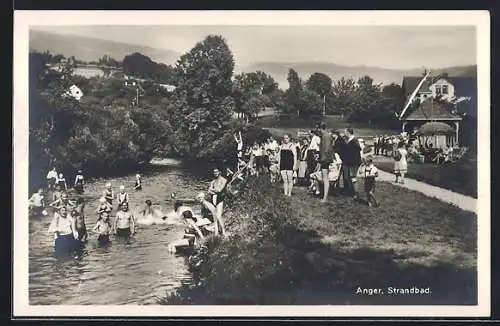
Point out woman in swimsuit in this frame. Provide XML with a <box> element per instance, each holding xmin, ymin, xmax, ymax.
<box><xmin>117</xmin><ymin>185</ymin><xmax>129</xmax><ymax>207</ymax></box>
<box><xmin>205</xmin><ymin>168</ymin><xmax>228</xmax><ymax>236</ymax></box>
<box><xmin>134</xmin><ymin>174</ymin><xmax>142</xmax><ymax>191</ymax></box>
<box><xmin>73</xmin><ymin>170</ymin><xmax>85</xmax><ymax>194</ymax></box>
<box><xmin>278</xmin><ymin>134</ymin><xmax>298</xmax><ymax>196</ymax></box>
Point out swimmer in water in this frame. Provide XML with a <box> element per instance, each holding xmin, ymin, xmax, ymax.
<box><xmin>93</xmin><ymin>211</ymin><xmax>112</xmax><ymax>247</ymax></box>
<box><xmin>134</xmin><ymin>174</ymin><xmax>142</xmax><ymax>191</ymax></box>
<box><xmin>103</xmin><ymin>183</ymin><xmax>114</xmax><ymax>206</ymax></box>
<box><xmin>47</xmin><ymin>206</ymin><xmax>79</xmax><ymax>256</ymax></box>
<box><xmin>113</xmin><ymin>202</ymin><xmax>135</xmax><ymax>238</ymax></box>
<box><xmin>29</xmin><ymin>188</ymin><xmax>46</xmax><ymax>216</ymax></box>
<box><xmin>95</xmin><ymin>197</ymin><xmax>112</xmax><ymax>219</ymax></box>
<box><xmin>72</xmin><ymin>198</ymin><xmax>88</xmax><ymax>243</ymax></box>
<box><xmin>49</xmin><ymin>192</ymin><xmax>76</xmax><ymax>210</ymax></box>
<box><xmin>74</xmin><ymin>170</ymin><xmax>85</xmax><ymax>194</ymax></box>
<box><xmin>117</xmin><ymin>185</ymin><xmax>129</xmax><ymax>207</ymax></box>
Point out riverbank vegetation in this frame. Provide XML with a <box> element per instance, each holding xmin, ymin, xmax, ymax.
<box><xmin>160</xmin><ymin>176</ymin><xmax>477</xmax><ymax>305</ymax></box>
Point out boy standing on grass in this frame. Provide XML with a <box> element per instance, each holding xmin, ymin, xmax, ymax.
<box><xmin>362</xmin><ymin>155</ymin><xmax>379</xmax><ymax>208</ymax></box>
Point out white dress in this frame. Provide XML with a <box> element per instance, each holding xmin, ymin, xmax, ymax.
<box><xmin>394</xmin><ymin>148</ymin><xmax>408</xmax><ymax>174</ymax></box>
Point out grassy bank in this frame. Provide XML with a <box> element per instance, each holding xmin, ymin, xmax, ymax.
<box><xmin>373</xmin><ymin>152</ymin><xmax>477</xmax><ymax>198</ymax></box>
<box><xmin>160</xmin><ymin>176</ymin><xmax>477</xmax><ymax>305</ymax></box>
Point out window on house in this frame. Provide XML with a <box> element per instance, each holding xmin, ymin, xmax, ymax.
<box><xmin>435</xmin><ymin>86</ymin><xmax>442</xmax><ymax>95</ymax></box>
<box><xmin>442</xmin><ymin>85</ymin><xmax>448</xmax><ymax>94</ymax></box>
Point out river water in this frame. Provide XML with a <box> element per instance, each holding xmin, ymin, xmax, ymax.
<box><xmin>29</xmin><ymin>164</ymin><xmax>209</xmax><ymax>305</ymax></box>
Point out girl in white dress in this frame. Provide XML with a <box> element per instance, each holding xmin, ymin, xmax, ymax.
<box><xmin>393</xmin><ymin>142</ymin><xmax>408</xmax><ymax>184</ymax></box>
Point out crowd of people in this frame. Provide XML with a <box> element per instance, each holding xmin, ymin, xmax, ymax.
<box><xmin>234</xmin><ymin>123</ymin><xmax>380</xmax><ymax>206</ymax></box>
<box><xmin>31</xmin><ymin>122</ymin><xmax>458</xmax><ymax>259</ymax></box>
<box><xmin>28</xmin><ymin>160</ymin><xmax>237</xmax><ymax>257</ymax></box>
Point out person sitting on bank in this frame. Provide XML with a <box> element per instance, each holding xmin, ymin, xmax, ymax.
<box><xmin>117</xmin><ymin>185</ymin><xmax>129</xmax><ymax>207</ymax></box>
<box><xmin>113</xmin><ymin>202</ymin><xmax>135</xmax><ymax>238</ymax></box>
<box><xmin>29</xmin><ymin>188</ymin><xmax>46</xmax><ymax>216</ymax></box>
<box><xmin>167</xmin><ymin>203</ymin><xmax>207</xmax><ymax>253</ymax></box>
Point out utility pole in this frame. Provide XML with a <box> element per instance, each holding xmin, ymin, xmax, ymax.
<box><xmin>323</xmin><ymin>94</ymin><xmax>326</xmax><ymax>116</ymax></box>
<box><xmin>136</xmin><ymin>87</ymin><xmax>139</xmax><ymax>107</ymax></box>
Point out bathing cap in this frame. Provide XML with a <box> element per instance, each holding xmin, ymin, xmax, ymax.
<box><xmin>136</xmin><ymin>174</ymin><xmax>141</xmax><ymax>178</ymax></box>
<box><xmin>196</xmin><ymin>192</ymin><xmax>205</xmax><ymax>200</ymax></box>
<box><xmin>106</xmin><ymin>182</ymin><xmax>111</xmax><ymax>187</ymax></box>
<box><xmin>99</xmin><ymin>197</ymin><xmax>106</xmax><ymax>203</ymax></box>
<box><xmin>120</xmin><ymin>185</ymin><xmax>125</xmax><ymax>190</ymax></box>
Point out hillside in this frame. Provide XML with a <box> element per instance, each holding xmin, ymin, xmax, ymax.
<box><xmin>29</xmin><ymin>30</ymin><xmax>476</xmax><ymax>89</ymax></box>
<box><xmin>241</xmin><ymin>62</ymin><xmax>477</xmax><ymax>89</ymax></box>
<box><xmin>29</xmin><ymin>30</ymin><xmax>181</xmax><ymax>65</ymax></box>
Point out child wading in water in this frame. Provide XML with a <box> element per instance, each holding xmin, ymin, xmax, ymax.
<box><xmin>362</xmin><ymin>156</ymin><xmax>379</xmax><ymax>208</ymax></box>
<box><xmin>93</xmin><ymin>211</ymin><xmax>112</xmax><ymax>247</ymax></box>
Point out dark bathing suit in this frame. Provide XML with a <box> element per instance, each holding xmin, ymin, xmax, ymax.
<box><xmin>135</xmin><ymin>180</ymin><xmax>142</xmax><ymax>191</ymax></box>
<box><xmin>54</xmin><ymin>233</ymin><xmax>78</xmax><ymax>255</ymax></box>
<box><xmin>116</xmin><ymin>228</ymin><xmax>131</xmax><ymax>237</ymax></box>
<box><xmin>75</xmin><ymin>178</ymin><xmax>84</xmax><ymax>194</ymax></box>
<box><xmin>280</xmin><ymin>147</ymin><xmax>294</xmax><ymax>171</ymax></box>
<box><xmin>98</xmin><ymin>234</ymin><xmax>110</xmax><ymax>246</ymax></box>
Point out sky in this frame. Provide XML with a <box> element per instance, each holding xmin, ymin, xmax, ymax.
<box><xmin>31</xmin><ymin>25</ymin><xmax>476</xmax><ymax>70</ymax></box>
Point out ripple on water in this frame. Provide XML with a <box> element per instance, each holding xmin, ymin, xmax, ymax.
<box><xmin>29</xmin><ymin>166</ymin><xmax>206</xmax><ymax>305</ymax></box>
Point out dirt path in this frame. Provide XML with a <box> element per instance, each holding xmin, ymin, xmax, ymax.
<box><xmin>375</xmin><ymin>169</ymin><xmax>476</xmax><ymax>213</ymax></box>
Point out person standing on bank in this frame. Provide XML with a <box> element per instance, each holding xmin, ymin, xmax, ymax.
<box><xmin>393</xmin><ymin>141</ymin><xmax>408</xmax><ymax>184</ymax></box>
<box><xmin>318</xmin><ymin>122</ymin><xmax>334</xmax><ymax>202</ymax></box>
<box><xmin>341</xmin><ymin>128</ymin><xmax>362</xmax><ymax>199</ymax></box>
<box><xmin>278</xmin><ymin>134</ymin><xmax>298</xmax><ymax>197</ymax></box>
<box><xmin>207</xmin><ymin>168</ymin><xmax>228</xmax><ymax>236</ymax></box>
<box><xmin>306</xmin><ymin>126</ymin><xmax>321</xmax><ymax>176</ymax></box>
<box><xmin>74</xmin><ymin>170</ymin><xmax>85</xmax><ymax>194</ymax></box>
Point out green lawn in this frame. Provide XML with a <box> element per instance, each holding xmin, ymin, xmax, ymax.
<box><xmin>373</xmin><ymin>152</ymin><xmax>477</xmax><ymax>198</ymax></box>
<box><xmin>161</xmin><ymin>176</ymin><xmax>477</xmax><ymax>305</ymax></box>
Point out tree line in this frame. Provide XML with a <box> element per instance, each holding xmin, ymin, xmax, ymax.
<box><xmin>29</xmin><ymin>34</ymin><xmax>405</xmax><ymax>190</ymax></box>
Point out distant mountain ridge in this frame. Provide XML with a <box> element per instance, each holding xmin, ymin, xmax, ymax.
<box><xmin>30</xmin><ymin>30</ymin><xmax>476</xmax><ymax>88</ymax></box>
<box><xmin>29</xmin><ymin>30</ymin><xmax>181</xmax><ymax>65</ymax></box>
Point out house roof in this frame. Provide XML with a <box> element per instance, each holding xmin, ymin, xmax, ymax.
<box><xmin>401</xmin><ymin>75</ymin><xmax>477</xmax><ymax>117</ymax></box>
<box><xmin>401</xmin><ymin>98</ymin><xmax>462</xmax><ymax>121</ymax></box>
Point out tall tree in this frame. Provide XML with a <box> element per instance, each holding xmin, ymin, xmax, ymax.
<box><xmin>330</xmin><ymin>77</ymin><xmax>357</xmax><ymax>116</ymax></box>
<box><xmin>306</xmin><ymin>72</ymin><xmax>332</xmax><ymax>98</ymax></box>
<box><xmin>284</xmin><ymin>68</ymin><xmax>302</xmax><ymax>116</ymax></box>
<box><xmin>172</xmin><ymin>35</ymin><xmax>235</xmax><ymax>156</ymax></box>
